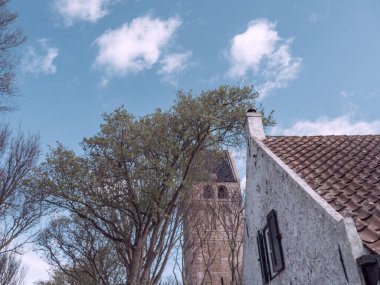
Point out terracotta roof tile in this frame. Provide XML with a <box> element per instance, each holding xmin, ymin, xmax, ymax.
<box><xmin>368</xmin><ymin>239</ymin><xmax>380</xmax><ymax>253</ymax></box>
<box><xmin>366</xmin><ymin>215</ymin><xmax>380</xmax><ymax>231</ymax></box>
<box><xmin>351</xmin><ymin>194</ymin><xmax>366</xmax><ymax>204</ymax></box>
<box><xmin>354</xmin><ymin>219</ymin><xmax>367</xmax><ymax>231</ymax></box>
<box><xmin>345</xmin><ymin>200</ymin><xmax>361</xmax><ymax>212</ymax></box>
<box><xmin>264</xmin><ymin>135</ymin><xmax>380</xmax><ymax>254</ymax></box>
<box><xmin>355</xmin><ymin>209</ymin><xmax>372</xmax><ymax>220</ymax></box>
<box><xmin>336</xmin><ymin>193</ymin><xmax>350</xmax><ymax>204</ymax></box>
<box><xmin>330</xmin><ymin>200</ymin><xmax>346</xmax><ymax>211</ymax></box>
<box><xmin>359</xmin><ymin>228</ymin><xmax>379</xmax><ymax>243</ymax></box>
<box><xmin>361</xmin><ymin>200</ymin><xmax>376</xmax><ymax>212</ymax></box>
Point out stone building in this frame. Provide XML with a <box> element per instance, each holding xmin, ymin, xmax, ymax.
<box><xmin>243</xmin><ymin>111</ymin><xmax>380</xmax><ymax>285</ymax></box>
<box><xmin>183</xmin><ymin>151</ymin><xmax>244</xmax><ymax>285</ymax></box>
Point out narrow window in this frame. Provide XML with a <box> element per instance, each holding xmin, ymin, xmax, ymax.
<box><xmin>266</xmin><ymin>210</ymin><xmax>284</xmax><ymax>273</ymax></box>
<box><xmin>204</xmin><ymin>185</ymin><xmax>213</xmax><ymax>199</ymax></box>
<box><xmin>257</xmin><ymin>210</ymin><xmax>285</xmax><ymax>283</ymax></box>
<box><xmin>218</xmin><ymin>185</ymin><xmax>228</xmax><ymax>199</ymax></box>
<box><xmin>257</xmin><ymin>231</ymin><xmax>269</xmax><ymax>284</ymax></box>
<box><xmin>264</xmin><ymin>227</ymin><xmax>275</xmax><ymax>274</ymax></box>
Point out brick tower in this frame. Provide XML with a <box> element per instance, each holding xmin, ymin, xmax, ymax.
<box><xmin>183</xmin><ymin>151</ymin><xmax>243</xmax><ymax>285</ymax></box>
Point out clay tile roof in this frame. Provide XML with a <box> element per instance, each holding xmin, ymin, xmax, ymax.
<box><xmin>264</xmin><ymin>135</ymin><xmax>380</xmax><ymax>254</ymax></box>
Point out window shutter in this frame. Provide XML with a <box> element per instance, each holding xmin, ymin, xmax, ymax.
<box><xmin>257</xmin><ymin>231</ymin><xmax>269</xmax><ymax>284</ymax></box>
<box><xmin>266</xmin><ymin>210</ymin><xmax>284</xmax><ymax>272</ymax></box>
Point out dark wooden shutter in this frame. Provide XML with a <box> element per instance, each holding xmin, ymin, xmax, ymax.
<box><xmin>266</xmin><ymin>210</ymin><xmax>284</xmax><ymax>272</ymax></box>
<box><xmin>257</xmin><ymin>231</ymin><xmax>269</xmax><ymax>284</ymax></box>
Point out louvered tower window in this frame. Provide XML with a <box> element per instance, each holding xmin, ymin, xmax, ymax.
<box><xmin>204</xmin><ymin>185</ymin><xmax>214</xmax><ymax>199</ymax></box>
<box><xmin>218</xmin><ymin>185</ymin><xmax>228</xmax><ymax>199</ymax></box>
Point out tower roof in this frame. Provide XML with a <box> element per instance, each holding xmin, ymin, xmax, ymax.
<box><xmin>202</xmin><ymin>150</ymin><xmax>239</xmax><ymax>182</ymax></box>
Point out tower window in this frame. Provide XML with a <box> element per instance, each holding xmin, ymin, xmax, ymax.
<box><xmin>204</xmin><ymin>185</ymin><xmax>214</xmax><ymax>199</ymax></box>
<box><xmin>218</xmin><ymin>186</ymin><xmax>228</xmax><ymax>199</ymax></box>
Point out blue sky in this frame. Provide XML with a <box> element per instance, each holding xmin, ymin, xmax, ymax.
<box><xmin>6</xmin><ymin>0</ymin><xmax>380</xmax><ymax>283</ymax></box>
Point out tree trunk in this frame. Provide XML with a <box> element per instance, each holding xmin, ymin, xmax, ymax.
<box><xmin>127</xmin><ymin>240</ymin><xmax>143</xmax><ymax>285</ymax></box>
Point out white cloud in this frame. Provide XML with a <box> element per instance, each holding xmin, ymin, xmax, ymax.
<box><xmin>228</xmin><ymin>19</ymin><xmax>278</xmax><ymax>77</ymax></box>
<box><xmin>227</xmin><ymin>19</ymin><xmax>302</xmax><ymax>98</ymax></box>
<box><xmin>94</xmin><ymin>15</ymin><xmax>182</xmax><ymax>78</ymax></box>
<box><xmin>53</xmin><ymin>0</ymin><xmax>111</xmax><ymax>25</ymax></box>
<box><xmin>23</xmin><ymin>250</ymin><xmax>50</xmax><ymax>284</ymax></box>
<box><xmin>158</xmin><ymin>51</ymin><xmax>192</xmax><ymax>76</ymax></box>
<box><xmin>272</xmin><ymin>115</ymin><xmax>380</xmax><ymax>136</ymax></box>
<box><xmin>340</xmin><ymin>90</ymin><xmax>352</xmax><ymax>98</ymax></box>
<box><xmin>23</xmin><ymin>39</ymin><xmax>58</xmax><ymax>75</ymax></box>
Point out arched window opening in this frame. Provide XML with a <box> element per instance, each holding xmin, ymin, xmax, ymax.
<box><xmin>218</xmin><ymin>186</ymin><xmax>228</xmax><ymax>199</ymax></box>
<box><xmin>203</xmin><ymin>185</ymin><xmax>213</xmax><ymax>199</ymax></box>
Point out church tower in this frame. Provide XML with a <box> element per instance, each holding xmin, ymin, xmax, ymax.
<box><xmin>183</xmin><ymin>151</ymin><xmax>243</xmax><ymax>285</ymax></box>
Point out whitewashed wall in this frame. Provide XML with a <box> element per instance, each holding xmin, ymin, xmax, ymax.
<box><xmin>242</xmin><ymin>130</ymin><xmax>368</xmax><ymax>285</ymax></box>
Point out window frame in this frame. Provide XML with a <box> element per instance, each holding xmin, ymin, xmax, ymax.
<box><xmin>217</xmin><ymin>185</ymin><xmax>228</xmax><ymax>199</ymax></box>
<box><xmin>266</xmin><ymin>210</ymin><xmax>284</xmax><ymax>273</ymax></box>
<box><xmin>256</xmin><ymin>209</ymin><xmax>284</xmax><ymax>284</ymax></box>
<box><xmin>203</xmin><ymin>185</ymin><xmax>214</xmax><ymax>199</ymax></box>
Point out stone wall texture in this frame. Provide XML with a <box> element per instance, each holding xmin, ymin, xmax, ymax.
<box><xmin>184</xmin><ymin>181</ymin><xmax>243</xmax><ymax>285</ymax></box>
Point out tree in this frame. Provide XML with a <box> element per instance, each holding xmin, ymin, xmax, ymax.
<box><xmin>0</xmin><ymin>1</ymin><xmax>41</xmax><ymax>256</ymax></box>
<box><xmin>37</xmin><ymin>215</ymin><xmax>125</xmax><ymax>285</ymax></box>
<box><xmin>0</xmin><ymin>126</ymin><xmax>41</xmax><ymax>255</ymax></box>
<box><xmin>0</xmin><ymin>0</ymin><xmax>26</xmax><ymax>111</ymax></box>
<box><xmin>0</xmin><ymin>126</ymin><xmax>41</xmax><ymax>285</ymax></box>
<box><xmin>35</xmin><ymin>269</ymin><xmax>92</xmax><ymax>285</ymax></box>
<box><xmin>0</xmin><ymin>2</ymin><xmax>42</xmax><ymax>285</ymax></box>
<box><xmin>0</xmin><ymin>249</ymin><xmax>27</xmax><ymax>285</ymax></box>
<box><xmin>33</xmin><ymin>85</ymin><xmax>274</xmax><ymax>284</ymax></box>
<box><xmin>207</xmin><ymin>188</ymin><xmax>244</xmax><ymax>284</ymax></box>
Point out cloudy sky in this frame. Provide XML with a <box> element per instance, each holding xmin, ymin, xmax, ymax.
<box><xmin>7</xmin><ymin>0</ymin><xmax>380</xmax><ymax>283</ymax></box>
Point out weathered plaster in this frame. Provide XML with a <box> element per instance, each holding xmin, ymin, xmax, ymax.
<box><xmin>243</xmin><ymin>133</ymin><xmax>368</xmax><ymax>285</ymax></box>
<box><xmin>246</xmin><ymin>112</ymin><xmax>265</xmax><ymax>140</ymax></box>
